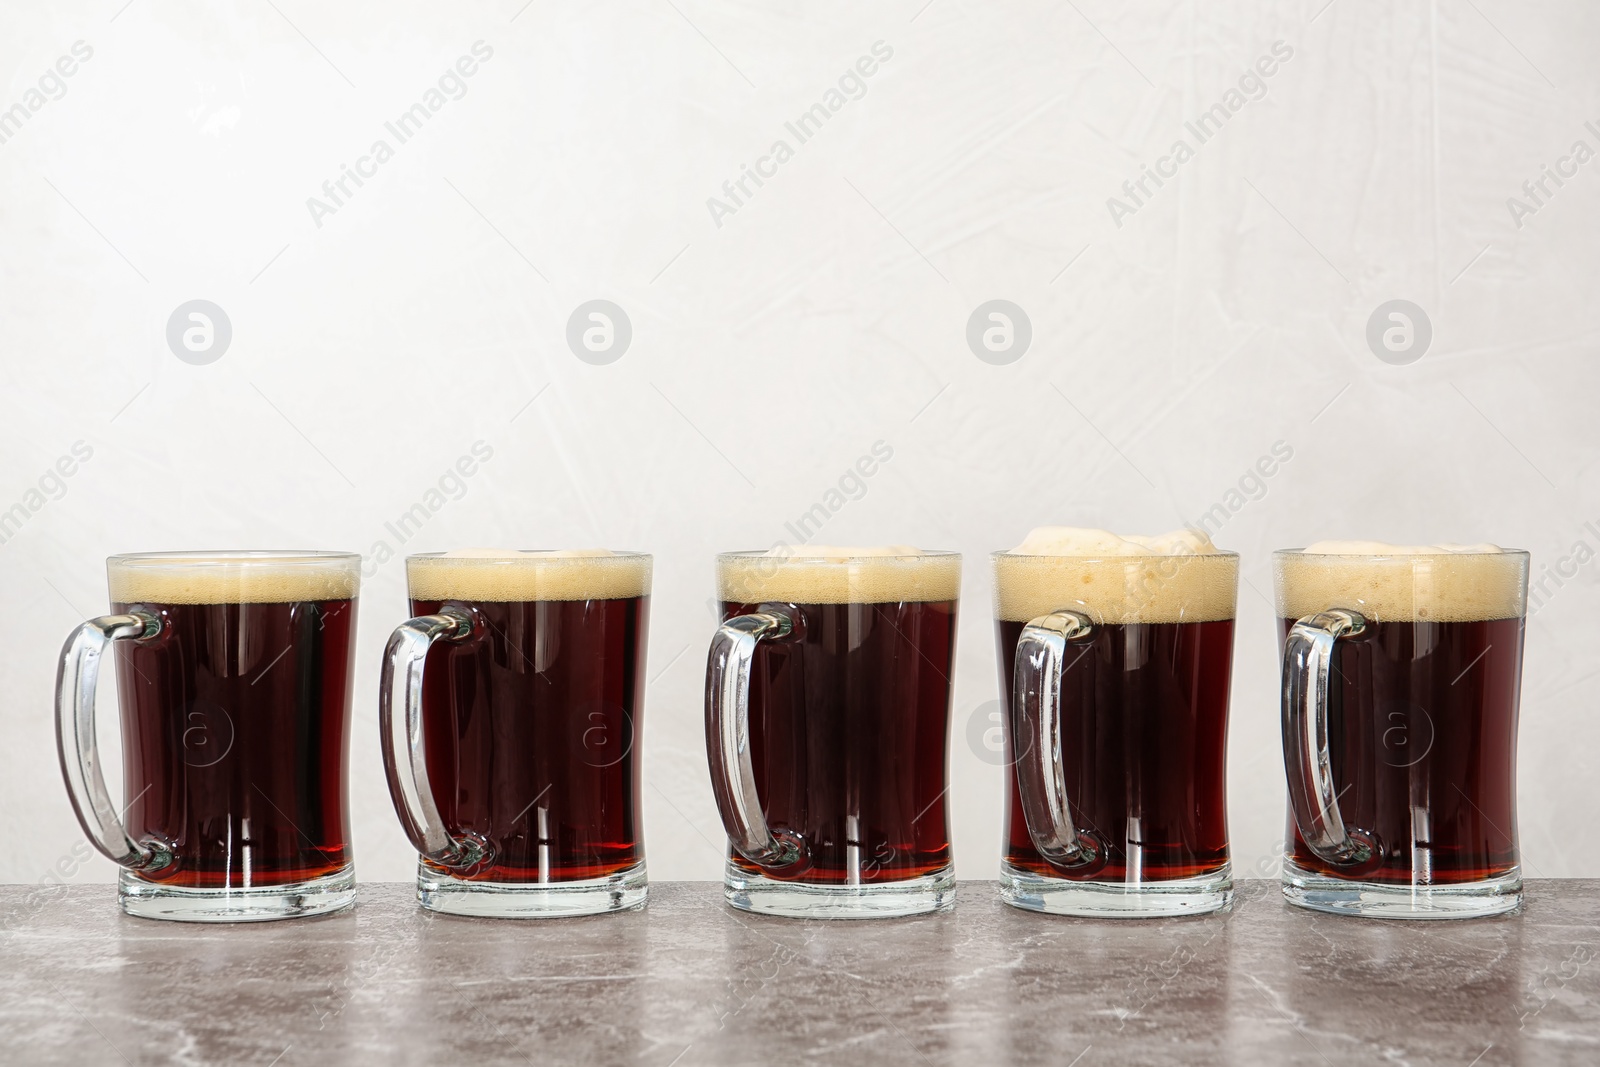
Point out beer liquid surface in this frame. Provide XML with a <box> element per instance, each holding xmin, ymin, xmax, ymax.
<box><xmin>413</xmin><ymin>595</ymin><xmax>649</xmax><ymax>883</ymax></box>
<box><xmin>114</xmin><ymin>597</ymin><xmax>357</xmax><ymax>889</ymax></box>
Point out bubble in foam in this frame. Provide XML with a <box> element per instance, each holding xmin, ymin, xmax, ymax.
<box><xmin>994</xmin><ymin>527</ymin><xmax>1235</xmax><ymax>623</ymax></box>
<box><xmin>408</xmin><ymin>549</ymin><xmax>650</xmax><ymax>602</ymax></box>
<box><xmin>1276</xmin><ymin>544</ymin><xmax>1526</xmax><ymax>623</ymax></box>
<box><xmin>719</xmin><ymin>546</ymin><xmax>959</xmax><ymax>604</ymax></box>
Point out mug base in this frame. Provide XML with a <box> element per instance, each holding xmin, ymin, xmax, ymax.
<box><xmin>999</xmin><ymin>860</ymin><xmax>1233</xmax><ymax>918</ymax></box>
<box><xmin>119</xmin><ymin>865</ymin><xmax>356</xmax><ymax>923</ymax></box>
<box><xmin>417</xmin><ymin>860</ymin><xmax>647</xmax><ymax>918</ymax></box>
<box><xmin>724</xmin><ymin>863</ymin><xmax>955</xmax><ymax>919</ymax></box>
<box><xmin>1281</xmin><ymin>861</ymin><xmax>1522</xmax><ymax>919</ymax></box>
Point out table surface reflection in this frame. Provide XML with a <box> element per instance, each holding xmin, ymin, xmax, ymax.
<box><xmin>0</xmin><ymin>880</ymin><xmax>1595</xmax><ymax>1065</ymax></box>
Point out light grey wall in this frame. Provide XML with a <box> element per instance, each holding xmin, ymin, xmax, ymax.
<box><xmin>2</xmin><ymin>0</ymin><xmax>1595</xmax><ymax>885</ymax></box>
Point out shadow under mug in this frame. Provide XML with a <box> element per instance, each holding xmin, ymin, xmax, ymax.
<box><xmin>993</xmin><ymin>549</ymin><xmax>1239</xmax><ymax>917</ymax></box>
<box><xmin>1274</xmin><ymin>548</ymin><xmax>1528</xmax><ymax>919</ymax></box>
<box><xmin>380</xmin><ymin>551</ymin><xmax>652</xmax><ymax>917</ymax></box>
<box><xmin>55</xmin><ymin>551</ymin><xmax>361</xmax><ymax>922</ymax></box>
<box><xmin>704</xmin><ymin>549</ymin><xmax>961</xmax><ymax>919</ymax></box>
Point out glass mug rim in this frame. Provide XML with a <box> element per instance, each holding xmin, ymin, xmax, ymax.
<box><xmin>107</xmin><ymin>549</ymin><xmax>361</xmax><ymax>568</ymax></box>
<box><xmin>716</xmin><ymin>548</ymin><xmax>958</xmax><ymax>561</ymax></box>
<box><xmin>1271</xmin><ymin>546</ymin><xmax>1528</xmax><ymax>559</ymax></box>
<box><xmin>407</xmin><ymin>549</ymin><xmax>651</xmax><ymax>563</ymax></box>
<box><xmin>989</xmin><ymin>548</ymin><xmax>1240</xmax><ymax>561</ymax></box>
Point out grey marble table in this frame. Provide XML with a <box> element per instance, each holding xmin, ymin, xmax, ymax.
<box><xmin>0</xmin><ymin>881</ymin><xmax>1595</xmax><ymax>1066</ymax></box>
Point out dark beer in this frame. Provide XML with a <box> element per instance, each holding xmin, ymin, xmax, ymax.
<box><xmin>719</xmin><ymin>596</ymin><xmax>956</xmax><ymax>885</ymax></box>
<box><xmin>992</xmin><ymin>536</ymin><xmax>1238</xmax><ymax>906</ymax></box>
<box><xmin>1275</xmin><ymin>545</ymin><xmax>1528</xmax><ymax>903</ymax></box>
<box><xmin>112</xmin><ymin>576</ymin><xmax>357</xmax><ymax>890</ymax></box>
<box><xmin>406</xmin><ymin>551</ymin><xmax>650</xmax><ymax>886</ymax></box>
<box><xmin>997</xmin><ymin>617</ymin><xmax>1234</xmax><ymax>881</ymax></box>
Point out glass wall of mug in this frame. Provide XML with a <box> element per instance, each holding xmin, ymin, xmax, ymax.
<box><xmin>381</xmin><ymin>550</ymin><xmax>652</xmax><ymax>917</ymax></box>
<box><xmin>55</xmin><ymin>551</ymin><xmax>362</xmax><ymax>921</ymax></box>
<box><xmin>1274</xmin><ymin>544</ymin><xmax>1528</xmax><ymax>919</ymax></box>
<box><xmin>705</xmin><ymin>547</ymin><xmax>960</xmax><ymax>918</ymax></box>
<box><xmin>993</xmin><ymin>531</ymin><xmax>1239</xmax><ymax>917</ymax></box>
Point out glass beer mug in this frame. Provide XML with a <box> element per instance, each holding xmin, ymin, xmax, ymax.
<box><xmin>704</xmin><ymin>546</ymin><xmax>960</xmax><ymax>918</ymax></box>
<box><xmin>380</xmin><ymin>549</ymin><xmax>651</xmax><ymax>917</ymax></box>
<box><xmin>56</xmin><ymin>551</ymin><xmax>361</xmax><ymax>921</ymax></box>
<box><xmin>994</xmin><ymin>528</ymin><xmax>1238</xmax><ymax>917</ymax></box>
<box><xmin>1275</xmin><ymin>542</ymin><xmax>1528</xmax><ymax>918</ymax></box>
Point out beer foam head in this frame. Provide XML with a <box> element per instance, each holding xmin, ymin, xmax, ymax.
<box><xmin>108</xmin><ymin>551</ymin><xmax>361</xmax><ymax>605</ymax></box>
<box><xmin>1275</xmin><ymin>542</ymin><xmax>1527</xmax><ymax>622</ymax></box>
<box><xmin>406</xmin><ymin>549</ymin><xmax>651</xmax><ymax>602</ymax></box>
<box><xmin>1010</xmin><ymin>526</ymin><xmax>1219</xmax><ymax>557</ymax></box>
<box><xmin>717</xmin><ymin>546</ymin><xmax>961</xmax><ymax>604</ymax></box>
<box><xmin>993</xmin><ymin>527</ymin><xmax>1237</xmax><ymax>623</ymax></box>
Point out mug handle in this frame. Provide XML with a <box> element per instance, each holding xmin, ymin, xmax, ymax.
<box><xmin>704</xmin><ymin>605</ymin><xmax>806</xmax><ymax>871</ymax></box>
<box><xmin>379</xmin><ymin>609</ymin><xmax>490</xmax><ymax>871</ymax></box>
<box><xmin>1012</xmin><ymin>609</ymin><xmax>1101</xmax><ymax>869</ymax></box>
<box><xmin>56</xmin><ymin>612</ymin><xmax>172</xmax><ymax>871</ymax></box>
<box><xmin>1281</xmin><ymin>609</ymin><xmax>1378</xmax><ymax>866</ymax></box>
